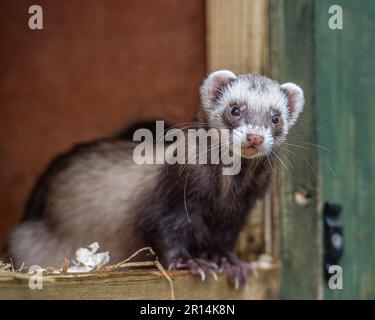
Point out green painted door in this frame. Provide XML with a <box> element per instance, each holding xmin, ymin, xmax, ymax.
<box><xmin>315</xmin><ymin>0</ymin><xmax>375</xmax><ymax>299</ymax></box>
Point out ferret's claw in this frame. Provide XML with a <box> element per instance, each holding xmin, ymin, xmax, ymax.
<box><xmin>220</xmin><ymin>258</ymin><xmax>257</xmax><ymax>289</ymax></box>
<box><xmin>195</xmin><ymin>258</ymin><xmax>219</xmax><ymax>270</ymax></box>
<box><xmin>187</xmin><ymin>259</ymin><xmax>207</xmax><ymax>282</ymax></box>
<box><xmin>168</xmin><ymin>258</ymin><xmax>187</xmax><ymax>270</ymax></box>
<box><xmin>219</xmin><ymin>257</ymin><xmax>229</xmax><ymax>273</ymax></box>
<box><xmin>168</xmin><ymin>257</ymin><xmax>218</xmax><ymax>282</ymax></box>
<box><xmin>209</xmin><ymin>269</ymin><xmax>219</xmax><ymax>281</ymax></box>
<box><xmin>197</xmin><ymin>267</ymin><xmax>206</xmax><ymax>282</ymax></box>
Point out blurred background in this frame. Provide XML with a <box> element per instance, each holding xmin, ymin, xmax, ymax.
<box><xmin>0</xmin><ymin>0</ymin><xmax>374</xmax><ymax>299</ymax></box>
<box><xmin>0</xmin><ymin>0</ymin><xmax>206</xmax><ymax>246</ymax></box>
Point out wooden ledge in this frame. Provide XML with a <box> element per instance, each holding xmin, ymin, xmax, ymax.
<box><xmin>0</xmin><ymin>263</ymin><xmax>280</xmax><ymax>300</ymax></box>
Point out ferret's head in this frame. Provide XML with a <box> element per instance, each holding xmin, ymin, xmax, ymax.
<box><xmin>200</xmin><ymin>70</ymin><xmax>304</xmax><ymax>158</ymax></box>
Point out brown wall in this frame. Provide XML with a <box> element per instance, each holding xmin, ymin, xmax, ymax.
<box><xmin>0</xmin><ymin>0</ymin><xmax>206</xmax><ymax>245</ymax></box>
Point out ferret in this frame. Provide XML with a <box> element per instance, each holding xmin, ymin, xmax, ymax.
<box><xmin>4</xmin><ymin>70</ymin><xmax>304</xmax><ymax>287</ymax></box>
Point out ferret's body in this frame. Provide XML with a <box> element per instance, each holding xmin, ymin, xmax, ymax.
<box><xmin>5</xmin><ymin>71</ymin><xmax>304</xmax><ymax>284</ymax></box>
<box><xmin>6</xmin><ymin>138</ymin><xmax>271</xmax><ymax>267</ymax></box>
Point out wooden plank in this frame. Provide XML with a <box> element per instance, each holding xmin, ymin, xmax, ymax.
<box><xmin>0</xmin><ymin>266</ymin><xmax>280</xmax><ymax>300</ymax></box>
<box><xmin>315</xmin><ymin>0</ymin><xmax>375</xmax><ymax>299</ymax></box>
<box><xmin>269</xmin><ymin>0</ymin><xmax>322</xmax><ymax>299</ymax></box>
<box><xmin>206</xmin><ymin>0</ymin><xmax>278</xmax><ymax>263</ymax></box>
<box><xmin>206</xmin><ymin>0</ymin><xmax>269</xmax><ymax>73</ymax></box>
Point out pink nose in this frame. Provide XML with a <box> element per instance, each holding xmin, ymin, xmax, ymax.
<box><xmin>246</xmin><ymin>134</ymin><xmax>264</xmax><ymax>146</ymax></box>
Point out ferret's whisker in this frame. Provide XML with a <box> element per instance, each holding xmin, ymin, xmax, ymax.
<box><xmin>271</xmin><ymin>150</ymin><xmax>289</xmax><ymax>171</ymax></box>
<box><xmin>279</xmin><ymin>151</ymin><xmax>294</xmax><ymax>169</ymax></box>
<box><xmin>280</xmin><ymin>146</ymin><xmax>317</xmax><ymax>177</ymax></box>
<box><xmin>178</xmin><ymin>143</ymin><xmax>222</xmax><ymax>175</ymax></box>
<box><xmin>325</xmin><ymin>161</ymin><xmax>336</xmax><ymax>177</ymax></box>
<box><xmin>284</xmin><ymin>143</ymin><xmax>335</xmax><ymax>177</ymax></box>
<box><xmin>283</xmin><ymin>142</ymin><xmax>313</xmax><ymax>152</ymax></box>
<box><xmin>183</xmin><ymin>169</ymin><xmax>192</xmax><ymax>223</ymax></box>
<box><xmin>288</xmin><ymin>141</ymin><xmax>330</xmax><ymax>152</ymax></box>
<box><xmin>265</xmin><ymin>154</ymin><xmax>274</xmax><ymax>174</ymax></box>
<box><xmin>153</xmin><ymin>121</ymin><xmax>212</xmax><ymax>143</ymax></box>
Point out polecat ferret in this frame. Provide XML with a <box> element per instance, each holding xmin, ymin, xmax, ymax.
<box><xmin>5</xmin><ymin>70</ymin><xmax>304</xmax><ymax>287</ymax></box>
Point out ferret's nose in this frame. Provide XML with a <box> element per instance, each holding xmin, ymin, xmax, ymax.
<box><xmin>246</xmin><ymin>134</ymin><xmax>264</xmax><ymax>146</ymax></box>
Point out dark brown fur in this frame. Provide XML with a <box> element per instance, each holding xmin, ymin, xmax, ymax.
<box><xmin>133</xmin><ymin>156</ymin><xmax>272</xmax><ymax>265</ymax></box>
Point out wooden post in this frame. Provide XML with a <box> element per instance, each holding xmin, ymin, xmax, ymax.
<box><xmin>206</xmin><ymin>0</ymin><xmax>279</xmax><ymax>264</ymax></box>
<box><xmin>269</xmin><ymin>0</ymin><xmax>322</xmax><ymax>299</ymax></box>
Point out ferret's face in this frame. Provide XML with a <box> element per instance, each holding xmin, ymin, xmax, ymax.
<box><xmin>200</xmin><ymin>70</ymin><xmax>304</xmax><ymax>158</ymax></box>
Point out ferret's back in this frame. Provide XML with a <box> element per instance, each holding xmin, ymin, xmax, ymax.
<box><xmin>6</xmin><ymin>139</ymin><xmax>163</xmax><ymax>267</ymax></box>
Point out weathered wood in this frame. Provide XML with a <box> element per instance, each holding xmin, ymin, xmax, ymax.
<box><xmin>269</xmin><ymin>0</ymin><xmax>322</xmax><ymax>299</ymax></box>
<box><xmin>315</xmin><ymin>0</ymin><xmax>375</xmax><ymax>299</ymax></box>
<box><xmin>0</xmin><ymin>266</ymin><xmax>280</xmax><ymax>300</ymax></box>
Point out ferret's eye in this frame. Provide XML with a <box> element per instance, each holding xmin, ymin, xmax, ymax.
<box><xmin>231</xmin><ymin>106</ymin><xmax>241</xmax><ymax>117</ymax></box>
<box><xmin>272</xmin><ymin>114</ymin><xmax>280</xmax><ymax>125</ymax></box>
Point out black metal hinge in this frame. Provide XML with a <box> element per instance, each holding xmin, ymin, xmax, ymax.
<box><xmin>323</xmin><ymin>202</ymin><xmax>343</xmax><ymax>281</ymax></box>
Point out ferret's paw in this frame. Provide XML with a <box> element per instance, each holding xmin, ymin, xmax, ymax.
<box><xmin>168</xmin><ymin>258</ymin><xmax>219</xmax><ymax>282</ymax></box>
<box><xmin>168</xmin><ymin>257</ymin><xmax>187</xmax><ymax>270</ymax></box>
<box><xmin>220</xmin><ymin>257</ymin><xmax>258</xmax><ymax>290</ymax></box>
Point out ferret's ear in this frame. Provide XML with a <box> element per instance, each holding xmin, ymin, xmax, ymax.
<box><xmin>281</xmin><ymin>82</ymin><xmax>304</xmax><ymax>128</ymax></box>
<box><xmin>201</xmin><ymin>70</ymin><xmax>237</xmax><ymax>103</ymax></box>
